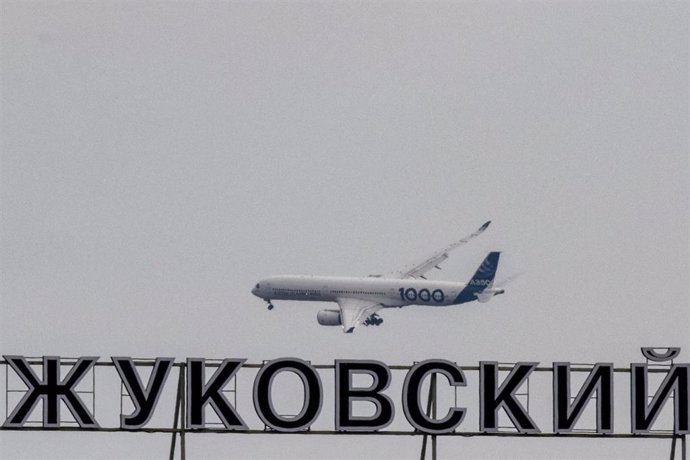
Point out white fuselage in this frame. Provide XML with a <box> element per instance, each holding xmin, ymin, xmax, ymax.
<box><xmin>251</xmin><ymin>275</ymin><xmax>470</xmax><ymax>308</ymax></box>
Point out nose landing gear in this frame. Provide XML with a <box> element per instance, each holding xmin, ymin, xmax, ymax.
<box><xmin>266</xmin><ymin>300</ymin><xmax>274</xmax><ymax>310</ymax></box>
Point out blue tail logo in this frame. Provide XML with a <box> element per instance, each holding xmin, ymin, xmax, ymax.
<box><xmin>454</xmin><ymin>252</ymin><xmax>500</xmax><ymax>303</ymax></box>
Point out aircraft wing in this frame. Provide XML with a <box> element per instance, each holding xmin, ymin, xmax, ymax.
<box><xmin>395</xmin><ymin>221</ymin><xmax>491</xmax><ymax>279</ymax></box>
<box><xmin>336</xmin><ymin>298</ymin><xmax>383</xmax><ymax>333</ymax></box>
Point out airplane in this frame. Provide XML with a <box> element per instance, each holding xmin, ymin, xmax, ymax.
<box><xmin>251</xmin><ymin>221</ymin><xmax>510</xmax><ymax>333</ymax></box>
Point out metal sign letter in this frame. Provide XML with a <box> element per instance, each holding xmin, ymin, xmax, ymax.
<box><xmin>112</xmin><ymin>357</ymin><xmax>174</xmax><ymax>429</ymax></box>
<box><xmin>186</xmin><ymin>358</ymin><xmax>247</xmax><ymax>430</ymax></box>
<box><xmin>335</xmin><ymin>360</ymin><xmax>394</xmax><ymax>432</ymax></box>
<box><xmin>480</xmin><ymin>361</ymin><xmax>540</xmax><ymax>433</ymax></box>
<box><xmin>402</xmin><ymin>359</ymin><xmax>466</xmax><ymax>434</ymax></box>
<box><xmin>2</xmin><ymin>355</ymin><xmax>99</xmax><ymax>428</ymax></box>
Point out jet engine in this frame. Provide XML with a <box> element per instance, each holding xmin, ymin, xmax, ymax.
<box><xmin>317</xmin><ymin>309</ymin><xmax>342</xmax><ymax>326</ymax></box>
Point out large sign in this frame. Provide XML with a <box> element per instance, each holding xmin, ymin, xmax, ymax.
<box><xmin>1</xmin><ymin>349</ymin><xmax>688</xmax><ymax>436</ymax></box>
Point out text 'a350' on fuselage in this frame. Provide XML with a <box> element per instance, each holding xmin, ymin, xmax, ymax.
<box><xmin>251</xmin><ymin>221</ymin><xmax>512</xmax><ymax>333</ymax></box>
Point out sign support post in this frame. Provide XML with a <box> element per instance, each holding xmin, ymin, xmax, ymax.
<box><xmin>420</xmin><ymin>372</ymin><xmax>438</xmax><ymax>460</ymax></box>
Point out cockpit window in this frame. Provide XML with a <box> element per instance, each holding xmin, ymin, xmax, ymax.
<box><xmin>255</xmin><ymin>283</ymin><xmax>260</xmax><ymax>289</ymax></box>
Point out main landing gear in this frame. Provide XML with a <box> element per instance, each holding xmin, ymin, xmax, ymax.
<box><xmin>364</xmin><ymin>313</ymin><xmax>383</xmax><ymax>326</ymax></box>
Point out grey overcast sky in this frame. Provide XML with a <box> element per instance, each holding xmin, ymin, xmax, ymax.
<box><xmin>1</xmin><ymin>1</ymin><xmax>688</xmax><ymax>459</ymax></box>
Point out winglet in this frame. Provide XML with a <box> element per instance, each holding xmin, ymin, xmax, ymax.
<box><xmin>479</xmin><ymin>221</ymin><xmax>491</xmax><ymax>232</ymax></box>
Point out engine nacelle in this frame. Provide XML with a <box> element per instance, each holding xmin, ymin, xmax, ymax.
<box><xmin>317</xmin><ymin>309</ymin><xmax>342</xmax><ymax>326</ymax></box>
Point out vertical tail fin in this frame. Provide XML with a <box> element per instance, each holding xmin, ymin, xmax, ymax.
<box><xmin>454</xmin><ymin>252</ymin><xmax>501</xmax><ymax>304</ymax></box>
<box><xmin>470</xmin><ymin>251</ymin><xmax>500</xmax><ymax>287</ymax></box>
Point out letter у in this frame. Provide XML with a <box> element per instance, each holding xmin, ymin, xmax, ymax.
<box><xmin>111</xmin><ymin>357</ymin><xmax>174</xmax><ymax>429</ymax></box>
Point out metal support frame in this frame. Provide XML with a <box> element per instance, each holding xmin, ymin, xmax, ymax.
<box><xmin>1</xmin><ymin>359</ymin><xmax>686</xmax><ymax>460</ymax></box>
<box><xmin>670</xmin><ymin>433</ymin><xmax>688</xmax><ymax>460</ymax></box>
<box><xmin>420</xmin><ymin>372</ymin><xmax>437</xmax><ymax>460</ymax></box>
<box><xmin>169</xmin><ymin>363</ymin><xmax>186</xmax><ymax>460</ymax></box>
